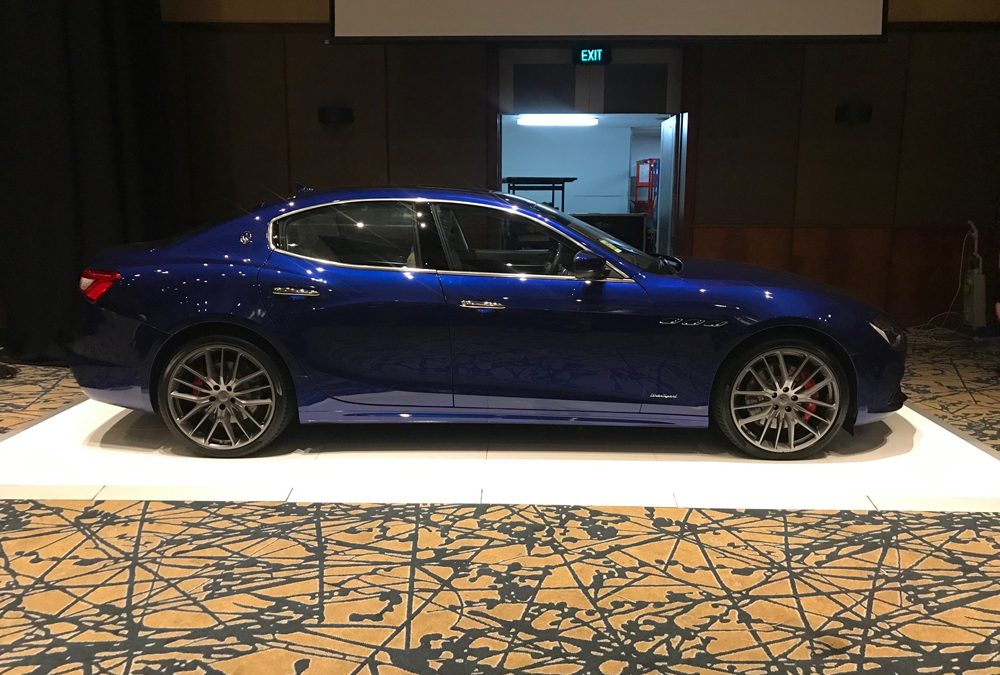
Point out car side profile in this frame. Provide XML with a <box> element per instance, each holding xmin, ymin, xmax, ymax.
<box><xmin>70</xmin><ymin>187</ymin><xmax>906</xmax><ymax>460</ymax></box>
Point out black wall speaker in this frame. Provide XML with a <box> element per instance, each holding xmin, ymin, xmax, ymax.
<box><xmin>835</xmin><ymin>101</ymin><xmax>873</xmax><ymax>126</ymax></box>
<box><xmin>318</xmin><ymin>106</ymin><xmax>354</xmax><ymax>125</ymax></box>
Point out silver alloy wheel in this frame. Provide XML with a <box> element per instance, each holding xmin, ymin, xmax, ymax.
<box><xmin>165</xmin><ymin>344</ymin><xmax>276</xmax><ymax>451</ymax></box>
<box><xmin>729</xmin><ymin>348</ymin><xmax>841</xmax><ymax>454</ymax></box>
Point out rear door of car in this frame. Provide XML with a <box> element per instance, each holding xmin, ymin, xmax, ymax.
<box><xmin>259</xmin><ymin>199</ymin><xmax>454</xmax><ymax>409</ymax></box>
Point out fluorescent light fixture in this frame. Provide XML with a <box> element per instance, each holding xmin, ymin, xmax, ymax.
<box><xmin>516</xmin><ymin>114</ymin><xmax>598</xmax><ymax>127</ymax></box>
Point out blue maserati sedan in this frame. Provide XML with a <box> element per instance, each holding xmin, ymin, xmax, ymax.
<box><xmin>70</xmin><ymin>187</ymin><xmax>906</xmax><ymax>459</ymax></box>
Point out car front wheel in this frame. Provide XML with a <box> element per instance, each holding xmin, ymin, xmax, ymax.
<box><xmin>158</xmin><ymin>336</ymin><xmax>294</xmax><ymax>458</ymax></box>
<box><xmin>712</xmin><ymin>338</ymin><xmax>849</xmax><ymax>460</ymax></box>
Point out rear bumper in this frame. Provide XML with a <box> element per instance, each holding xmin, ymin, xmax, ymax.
<box><xmin>67</xmin><ymin>302</ymin><xmax>167</xmax><ymax>413</ymax></box>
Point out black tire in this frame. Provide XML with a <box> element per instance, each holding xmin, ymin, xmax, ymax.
<box><xmin>157</xmin><ymin>335</ymin><xmax>295</xmax><ymax>458</ymax></box>
<box><xmin>711</xmin><ymin>337</ymin><xmax>850</xmax><ymax>460</ymax></box>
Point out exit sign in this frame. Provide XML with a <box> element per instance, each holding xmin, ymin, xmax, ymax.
<box><xmin>574</xmin><ymin>46</ymin><xmax>611</xmax><ymax>65</ymax></box>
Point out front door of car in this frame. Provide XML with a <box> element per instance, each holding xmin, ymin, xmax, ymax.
<box><xmin>429</xmin><ymin>202</ymin><xmax>647</xmax><ymax>412</ymax></box>
<box><xmin>259</xmin><ymin>200</ymin><xmax>454</xmax><ymax>408</ymax></box>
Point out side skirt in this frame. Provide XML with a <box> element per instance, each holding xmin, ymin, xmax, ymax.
<box><xmin>299</xmin><ymin>407</ymin><xmax>709</xmax><ymax>428</ymax></box>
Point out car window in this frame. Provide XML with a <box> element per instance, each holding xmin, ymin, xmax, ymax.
<box><xmin>273</xmin><ymin>201</ymin><xmax>445</xmax><ymax>270</ymax></box>
<box><xmin>497</xmin><ymin>192</ymin><xmax>681</xmax><ymax>274</ymax></box>
<box><xmin>432</xmin><ymin>203</ymin><xmax>582</xmax><ymax>277</ymax></box>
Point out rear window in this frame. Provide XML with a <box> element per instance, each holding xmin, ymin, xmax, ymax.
<box><xmin>272</xmin><ymin>202</ymin><xmax>431</xmax><ymax>268</ymax></box>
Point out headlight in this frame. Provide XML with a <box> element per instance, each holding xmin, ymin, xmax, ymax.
<box><xmin>869</xmin><ymin>317</ymin><xmax>904</xmax><ymax>349</ymax></box>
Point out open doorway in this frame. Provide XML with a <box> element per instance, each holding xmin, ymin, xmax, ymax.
<box><xmin>500</xmin><ymin>113</ymin><xmax>685</xmax><ymax>255</ymax></box>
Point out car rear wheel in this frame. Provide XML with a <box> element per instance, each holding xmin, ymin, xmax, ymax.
<box><xmin>158</xmin><ymin>336</ymin><xmax>294</xmax><ymax>458</ymax></box>
<box><xmin>712</xmin><ymin>338</ymin><xmax>849</xmax><ymax>460</ymax></box>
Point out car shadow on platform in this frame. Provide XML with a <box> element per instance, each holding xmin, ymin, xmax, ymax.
<box><xmin>90</xmin><ymin>408</ymin><xmax>909</xmax><ymax>464</ymax></box>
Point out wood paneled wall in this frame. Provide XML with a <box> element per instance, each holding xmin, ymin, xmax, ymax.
<box><xmin>690</xmin><ymin>29</ymin><xmax>1000</xmax><ymax>326</ymax></box>
<box><xmin>795</xmin><ymin>37</ymin><xmax>909</xmax><ymax>226</ymax></box>
<box><xmin>384</xmin><ymin>44</ymin><xmax>490</xmax><ymax>187</ymax></box>
<box><xmin>284</xmin><ymin>39</ymin><xmax>389</xmax><ymax>188</ymax></box>
<box><xmin>895</xmin><ymin>31</ymin><xmax>1000</xmax><ymax>229</ymax></box>
<box><xmin>693</xmin><ymin>226</ymin><xmax>969</xmax><ymax>326</ymax></box>
<box><xmin>168</xmin><ymin>28</ymin><xmax>291</xmax><ymax>225</ymax></box>
<box><xmin>164</xmin><ymin>26</ymin><xmax>494</xmax><ymax>226</ymax></box>
<box><xmin>695</xmin><ymin>45</ymin><xmax>803</xmax><ymax>226</ymax></box>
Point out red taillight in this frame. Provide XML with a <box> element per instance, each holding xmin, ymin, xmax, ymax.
<box><xmin>79</xmin><ymin>269</ymin><xmax>121</xmax><ymax>303</ymax></box>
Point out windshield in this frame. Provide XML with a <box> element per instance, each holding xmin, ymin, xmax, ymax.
<box><xmin>497</xmin><ymin>193</ymin><xmax>681</xmax><ymax>274</ymax></box>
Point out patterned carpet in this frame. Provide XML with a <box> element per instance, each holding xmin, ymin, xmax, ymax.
<box><xmin>0</xmin><ymin>364</ymin><xmax>83</xmax><ymax>436</ymax></box>
<box><xmin>0</xmin><ymin>501</ymin><xmax>997</xmax><ymax>674</ymax></box>
<box><xmin>905</xmin><ymin>338</ymin><xmax>1000</xmax><ymax>453</ymax></box>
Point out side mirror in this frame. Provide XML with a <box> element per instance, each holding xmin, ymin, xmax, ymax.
<box><xmin>573</xmin><ymin>250</ymin><xmax>609</xmax><ymax>281</ymax></box>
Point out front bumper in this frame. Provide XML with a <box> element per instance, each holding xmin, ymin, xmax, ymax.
<box><xmin>852</xmin><ymin>338</ymin><xmax>907</xmax><ymax>426</ymax></box>
<box><xmin>870</xmin><ymin>387</ymin><xmax>907</xmax><ymax>414</ymax></box>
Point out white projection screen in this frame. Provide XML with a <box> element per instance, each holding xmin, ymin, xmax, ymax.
<box><xmin>334</xmin><ymin>0</ymin><xmax>886</xmax><ymax>39</ymax></box>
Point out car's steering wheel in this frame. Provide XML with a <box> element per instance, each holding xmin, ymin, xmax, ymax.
<box><xmin>544</xmin><ymin>242</ymin><xmax>575</xmax><ymax>276</ymax></box>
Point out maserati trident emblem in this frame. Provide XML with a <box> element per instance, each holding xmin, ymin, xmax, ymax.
<box><xmin>239</xmin><ymin>231</ymin><xmax>253</xmax><ymax>245</ymax></box>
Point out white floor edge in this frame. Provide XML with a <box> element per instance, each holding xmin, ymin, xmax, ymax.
<box><xmin>0</xmin><ymin>400</ymin><xmax>997</xmax><ymax>511</ymax></box>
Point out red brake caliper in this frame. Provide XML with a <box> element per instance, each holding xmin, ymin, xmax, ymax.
<box><xmin>191</xmin><ymin>377</ymin><xmax>205</xmax><ymax>397</ymax></box>
<box><xmin>797</xmin><ymin>373</ymin><xmax>817</xmax><ymax>422</ymax></box>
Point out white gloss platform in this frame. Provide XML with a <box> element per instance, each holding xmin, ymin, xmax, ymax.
<box><xmin>0</xmin><ymin>400</ymin><xmax>997</xmax><ymax>511</ymax></box>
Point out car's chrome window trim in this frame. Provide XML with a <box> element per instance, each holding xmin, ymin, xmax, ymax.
<box><xmin>436</xmin><ymin>269</ymin><xmax>632</xmax><ymax>282</ymax></box>
<box><xmin>266</xmin><ymin>248</ymin><xmax>438</xmax><ymax>274</ymax></box>
<box><xmin>266</xmin><ymin>197</ymin><xmax>637</xmax><ymax>283</ymax></box>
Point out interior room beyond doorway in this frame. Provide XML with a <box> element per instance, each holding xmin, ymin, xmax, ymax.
<box><xmin>501</xmin><ymin>113</ymin><xmax>680</xmax><ymax>254</ymax></box>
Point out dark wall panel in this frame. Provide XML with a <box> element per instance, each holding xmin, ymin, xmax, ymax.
<box><xmin>694</xmin><ymin>44</ymin><xmax>803</xmax><ymax>225</ymax></box>
<box><xmin>692</xmin><ymin>224</ymin><xmax>965</xmax><ymax>325</ymax></box>
<box><xmin>604</xmin><ymin>64</ymin><xmax>669</xmax><ymax>113</ymax></box>
<box><xmin>176</xmin><ymin>28</ymin><xmax>289</xmax><ymax>225</ymax></box>
<box><xmin>790</xmin><ymin>227</ymin><xmax>892</xmax><ymax>308</ymax></box>
<box><xmin>285</xmin><ymin>31</ymin><xmax>388</xmax><ymax>189</ymax></box>
<box><xmin>795</xmin><ymin>34</ymin><xmax>909</xmax><ymax>226</ymax></box>
<box><xmin>162</xmin><ymin>29</ymin><xmax>194</xmax><ymax>226</ymax></box>
<box><xmin>692</xmin><ymin>227</ymin><xmax>792</xmax><ymax>272</ymax></box>
<box><xmin>386</xmin><ymin>44</ymin><xmax>489</xmax><ymax>187</ymax></box>
<box><xmin>895</xmin><ymin>31</ymin><xmax>1000</xmax><ymax>228</ymax></box>
<box><xmin>887</xmin><ymin>227</ymin><xmax>967</xmax><ymax>325</ymax></box>
<box><xmin>513</xmin><ymin>63</ymin><xmax>575</xmax><ymax>112</ymax></box>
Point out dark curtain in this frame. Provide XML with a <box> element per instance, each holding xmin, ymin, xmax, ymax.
<box><xmin>0</xmin><ymin>1</ymin><xmax>176</xmax><ymax>362</ymax></box>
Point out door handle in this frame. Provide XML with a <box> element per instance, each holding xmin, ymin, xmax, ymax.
<box><xmin>271</xmin><ymin>287</ymin><xmax>320</xmax><ymax>297</ymax></box>
<box><xmin>459</xmin><ymin>300</ymin><xmax>506</xmax><ymax>310</ymax></box>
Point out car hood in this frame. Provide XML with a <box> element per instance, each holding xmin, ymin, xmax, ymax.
<box><xmin>667</xmin><ymin>256</ymin><xmax>885</xmax><ymax>331</ymax></box>
<box><xmin>676</xmin><ymin>257</ymin><xmax>834</xmax><ymax>294</ymax></box>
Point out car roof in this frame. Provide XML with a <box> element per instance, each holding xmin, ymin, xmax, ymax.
<box><xmin>263</xmin><ymin>186</ymin><xmax>516</xmax><ymax>214</ymax></box>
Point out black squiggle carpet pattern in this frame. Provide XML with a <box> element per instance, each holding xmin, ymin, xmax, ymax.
<box><xmin>0</xmin><ymin>501</ymin><xmax>997</xmax><ymax>674</ymax></box>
